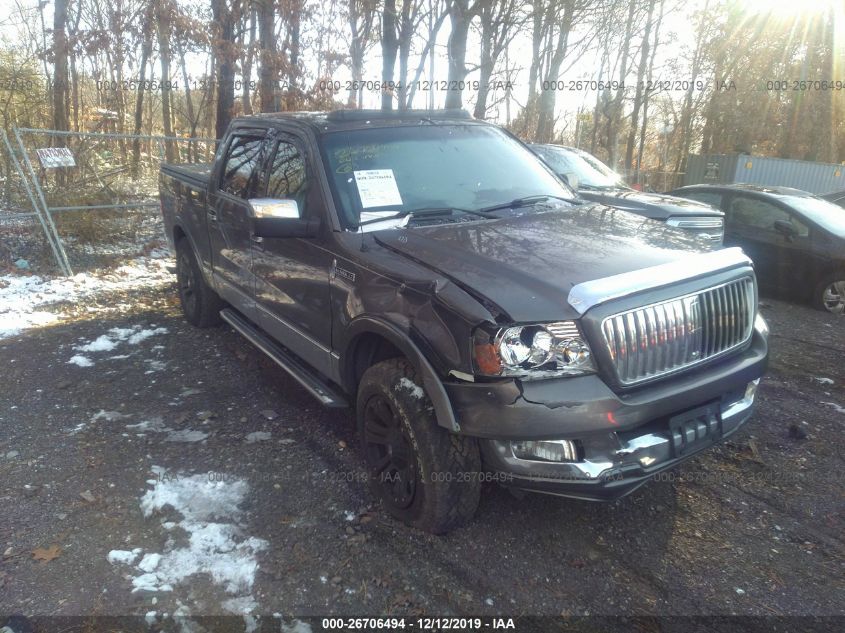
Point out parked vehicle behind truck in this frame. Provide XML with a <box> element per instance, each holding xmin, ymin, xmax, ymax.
<box><xmin>529</xmin><ymin>143</ymin><xmax>726</xmax><ymax>247</ymax></box>
<box><xmin>160</xmin><ymin>109</ymin><xmax>768</xmax><ymax>534</ymax></box>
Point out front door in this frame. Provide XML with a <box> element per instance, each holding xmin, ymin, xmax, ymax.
<box><xmin>208</xmin><ymin>132</ymin><xmax>266</xmax><ymax>318</ymax></box>
<box><xmin>723</xmin><ymin>193</ymin><xmax>811</xmax><ymax>295</ymax></box>
<box><xmin>251</xmin><ymin>132</ymin><xmax>335</xmax><ymax>378</ymax></box>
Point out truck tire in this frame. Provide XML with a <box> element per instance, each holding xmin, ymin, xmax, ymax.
<box><xmin>356</xmin><ymin>358</ymin><xmax>481</xmax><ymax>534</ymax></box>
<box><xmin>176</xmin><ymin>237</ymin><xmax>223</xmax><ymax>327</ymax></box>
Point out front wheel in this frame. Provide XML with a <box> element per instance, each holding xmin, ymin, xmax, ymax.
<box><xmin>176</xmin><ymin>237</ymin><xmax>223</xmax><ymax>327</ymax></box>
<box><xmin>356</xmin><ymin>358</ymin><xmax>481</xmax><ymax>534</ymax></box>
<box><xmin>814</xmin><ymin>273</ymin><xmax>845</xmax><ymax>314</ymax></box>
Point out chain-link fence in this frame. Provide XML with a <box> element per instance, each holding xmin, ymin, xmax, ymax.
<box><xmin>0</xmin><ymin>128</ymin><xmax>217</xmax><ymax>275</ymax></box>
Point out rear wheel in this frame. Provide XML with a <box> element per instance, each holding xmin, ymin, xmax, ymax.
<box><xmin>176</xmin><ymin>238</ymin><xmax>223</xmax><ymax>327</ymax></box>
<box><xmin>814</xmin><ymin>273</ymin><xmax>845</xmax><ymax>314</ymax></box>
<box><xmin>356</xmin><ymin>358</ymin><xmax>481</xmax><ymax>534</ymax></box>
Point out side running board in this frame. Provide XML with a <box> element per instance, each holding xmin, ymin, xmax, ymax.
<box><xmin>219</xmin><ymin>308</ymin><xmax>348</xmax><ymax>408</ymax></box>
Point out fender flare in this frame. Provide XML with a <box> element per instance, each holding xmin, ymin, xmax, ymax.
<box><xmin>343</xmin><ymin>316</ymin><xmax>460</xmax><ymax>433</ymax></box>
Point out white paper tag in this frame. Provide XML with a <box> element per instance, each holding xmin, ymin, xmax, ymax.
<box><xmin>353</xmin><ymin>169</ymin><xmax>404</xmax><ymax>208</ymax></box>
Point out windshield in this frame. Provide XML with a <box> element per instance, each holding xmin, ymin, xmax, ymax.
<box><xmin>532</xmin><ymin>145</ymin><xmax>626</xmax><ymax>189</ymax></box>
<box><xmin>320</xmin><ymin>125</ymin><xmax>574</xmax><ymax>229</ymax></box>
<box><xmin>787</xmin><ymin>196</ymin><xmax>845</xmax><ymax>235</ymax></box>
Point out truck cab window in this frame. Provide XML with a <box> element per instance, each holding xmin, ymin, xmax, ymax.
<box><xmin>266</xmin><ymin>140</ymin><xmax>308</xmax><ymax>214</ymax></box>
<box><xmin>220</xmin><ymin>135</ymin><xmax>264</xmax><ymax>199</ymax></box>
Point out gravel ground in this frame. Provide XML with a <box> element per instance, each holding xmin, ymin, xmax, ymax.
<box><xmin>1</xmin><ymin>272</ymin><xmax>843</xmax><ymax>628</ymax></box>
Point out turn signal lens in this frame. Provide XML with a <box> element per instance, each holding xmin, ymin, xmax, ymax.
<box><xmin>473</xmin><ymin>343</ymin><xmax>502</xmax><ymax>375</ymax></box>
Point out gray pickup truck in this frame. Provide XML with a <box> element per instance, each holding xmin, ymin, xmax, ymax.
<box><xmin>159</xmin><ymin>109</ymin><xmax>769</xmax><ymax>533</ymax></box>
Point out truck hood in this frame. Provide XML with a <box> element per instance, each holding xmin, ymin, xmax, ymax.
<box><xmin>372</xmin><ymin>204</ymin><xmax>707</xmax><ymax>322</ymax></box>
<box><xmin>578</xmin><ymin>189</ymin><xmax>723</xmax><ymax>220</ymax></box>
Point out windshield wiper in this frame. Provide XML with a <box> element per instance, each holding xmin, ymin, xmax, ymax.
<box><xmin>357</xmin><ymin>206</ymin><xmax>492</xmax><ymax>227</ymax></box>
<box><xmin>477</xmin><ymin>194</ymin><xmax>573</xmax><ymax>214</ymax></box>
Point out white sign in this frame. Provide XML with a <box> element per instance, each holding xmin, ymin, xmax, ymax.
<box><xmin>353</xmin><ymin>169</ymin><xmax>403</xmax><ymax>208</ymax></box>
<box><xmin>36</xmin><ymin>147</ymin><xmax>76</xmax><ymax>168</ymax></box>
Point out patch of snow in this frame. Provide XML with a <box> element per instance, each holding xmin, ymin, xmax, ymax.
<box><xmin>127</xmin><ymin>417</ymin><xmax>168</xmax><ymax>433</ymax></box>
<box><xmin>108</xmin><ymin>548</ymin><xmax>143</xmax><ymax>565</ymax></box>
<box><xmin>813</xmin><ymin>377</ymin><xmax>834</xmax><ymax>385</ymax></box>
<box><xmin>92</xmin><ymin>410</ymin><xmax>129</xmax><ymax>422</ymax></box>
<box><xmin>128</xmin><ymin>327</ymin><xmax>168</xmax><ymax>345</ymax></box>
<box><xmin>281</xmin><ymin>621</ymin><xmax>313</xmax><ymax>633</ymax></box>
<box><xmin>68</xmin><ymin>354</ymin><xmax>93</xmax><ymax>367</ymax></box>
<box><xmin>222</xmin><ymin>596</ymin><xmax>258</xmax><ymax>614</ymax></box>
<box><xmin>165</xmin><ymin>429</ymin><xmax>209</xmax><ymax>443</ymax></box>
<box><xmin>344</xmin><ymin>511</ymin><xmax>356</xmax><ymax>522</ymax></box>
<box><xmin>245</xmin><ymin>432</ymin><xmax>271</xmax><ymax>443</ymax></box>
<box><xmin>112</xmin><ymin>470</ymin><xmax>267</xmax><ymax>609</ymax></box>
<box><xmin>397</xmin><ymin>377</ymin><xmax>425</xmax><ymax>399</ymax></box>
<box><xmin>0</xmin><ymin>256</ymin><xmax>173</xmax><ymax>340</ymax></box>
<box><xmin>77</xmin><ymin>335</ymin><xmax>118</xmax><ymax>352</ymax></box>
<box><xmin>821</xmin><ymin>402</ymin><xmax>845</xmax><ymax>414</ymax></box>
<box><xmin>138</xmin><ymin>553</ymin><xmax>162</xmax><ymax>572</ymax></box>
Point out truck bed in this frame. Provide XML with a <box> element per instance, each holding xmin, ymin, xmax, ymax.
<box><xmin>160</xmin><ymin>162</ymin><xmax>213</xmax><ymax>189</ymax></box>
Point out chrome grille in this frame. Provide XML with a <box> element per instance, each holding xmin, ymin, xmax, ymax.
<box><xmin>601</xmin><ymin>277</ymin><xmax>755</xmax><ymax>385</ymax></box>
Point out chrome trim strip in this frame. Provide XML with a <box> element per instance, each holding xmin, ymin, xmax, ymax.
<box><xmin>567</xmin><ymin>247</ymin><xmax>752</xmax><ymax>315</ymax></box>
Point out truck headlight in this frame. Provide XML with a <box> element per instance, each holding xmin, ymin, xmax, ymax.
<box><xmin>473</xmin><ymin>322</ymin><xmax>596</xmax><ymax>378</ymax></box>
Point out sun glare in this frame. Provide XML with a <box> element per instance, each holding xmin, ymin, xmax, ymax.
<box><xmin>741</xmin><ymin>0</ymin><xmax>839</xmax><ymax>18</ymax></box>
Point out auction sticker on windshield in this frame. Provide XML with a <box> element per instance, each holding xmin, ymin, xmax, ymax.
<box><xmin>354</xmin><ymin>169</ymin><xmax>404</xmax><ymax>208</ymax></box>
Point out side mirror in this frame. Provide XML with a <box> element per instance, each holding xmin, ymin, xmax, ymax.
<box><xmin>248</xmin><ymin>198</ymin><xmax>319</xmax><ymax>238</ymax></box>
<box><xmin>773</xmin><ymin>219</ymin><xmax>797</xmax><ymax>239</ymax></box>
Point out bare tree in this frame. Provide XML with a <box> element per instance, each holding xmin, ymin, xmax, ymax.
<box><xmin>212</xmin><ymin>0</ymin><xmax>239</xmax><ymax>138</ymax></box>
<box><xmin>346</xmin><ymin>0</ymin><xmax>377</xmax><ymax>108</ymax></box>
<box><xmin>473</xmin><ymin>0</ymin><xmax>522</xmax><ymax>120</ymax></box>
<box><xmin>52</xmin><ymin>0</ymin><xmax>70</xmax><ymax>133</ymax></box>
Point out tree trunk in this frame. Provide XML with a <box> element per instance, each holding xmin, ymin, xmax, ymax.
<box><xmin>132</xmin><ymin>26</ymin><xmax>152</xmax><ymax>176</ymax></box>
<box><xmin>381</xmin><ymin>0</ymin><xmax>398</xmax><ymax>109</ymax></box>
<box><xmin>625</xmin><ymin>0</ymin><xmax>656</xmax><ymax>174</ymax></box>
<box><xmin>444</xmin><ymin>0</ymin><xmax>471</xmax><ymax>109</ymax></box>
<box><xmin>607</xmin><ymin>0</ymin><xmax>637</xmax><ymax>169</ymax></box>
<box><xmin>242</xmin><ymin>4</ymin><xmax>256</xmax><ymax>114</ymax></box>
<box><xmin>157</xmin><ymin>1</ymin><xmax>176</xmax><ymax>161</ymax></box>
<box><xmin>396</xmin><ymin>0</ymin><xmax>412</xmax><ymax>109</ymax></box>
<box><xmin>637</xmin><ymin>0</ymin><xmax>663</xmax><ymax>172</ymax></box>
<box><xmin>536</xmin><ymin>1</ymin><xmax>574</xmax><ymax>142</ymax></box>
<box><xmin>258</xmin><ymin>0</ymin><xmax>277</xmax><ymax>112</ymax></box>
<box><xmin>52</xmin><ymin>0</ymin><xmax>70</xmax><ymax>134</ymax></box>
<box><xmin>212</xmin><ymin>0</ymin><xmax>237</xmax><ymax>139</ymax></box>
<box><xmin>286</xmin><ymin>2</ymin><xmax>302</xmax><ymax>110</ymax></box>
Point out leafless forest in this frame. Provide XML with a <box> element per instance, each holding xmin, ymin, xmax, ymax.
<box><xmin>0</xmin><ymin>0</ymin><xmax>842</xmax><ymax>180</ymax></box>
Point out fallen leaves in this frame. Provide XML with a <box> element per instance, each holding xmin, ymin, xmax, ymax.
<box><xmin>31</xmin><ymin>544</ymin><xmax>62</xmax><ymax>563</ymax></box>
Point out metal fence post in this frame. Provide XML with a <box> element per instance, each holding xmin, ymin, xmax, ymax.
<box><xmin>12</xmin><ymin>127</ymin><xmax>73</xmax><ymax>276</ymax></box>
<box><xmin>1</xmin><ymin>130</ymin><xmax>71</xmax><ymax>275</ymax></box>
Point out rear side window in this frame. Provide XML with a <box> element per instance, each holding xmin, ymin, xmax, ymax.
<box><xmin>220</xmin><ymin>135</ymin><xmax>264</xmax><ymax>199</ymax></box>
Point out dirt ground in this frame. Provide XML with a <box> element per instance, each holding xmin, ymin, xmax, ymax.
<box><xmin>1</xmin><ymin>270</ymin><xmax>843</xmax><ymax>628</ymax></box>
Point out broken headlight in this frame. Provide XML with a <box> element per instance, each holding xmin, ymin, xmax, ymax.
<box><xmin>473</xmin><ymin>322</ymin><xmax>596</xmax><ymax>379</ymax></box>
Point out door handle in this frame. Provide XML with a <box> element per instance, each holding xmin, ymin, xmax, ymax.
<box><xmin>208</xmin><ymin>210</ymin><xmax>218</xmax><ymax>222</ymax></box>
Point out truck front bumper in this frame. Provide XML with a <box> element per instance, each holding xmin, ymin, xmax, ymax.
<box><xmin>443</xmin><ymin>330</ymin><xmax>767</xmax><ymax>500</ymax></box>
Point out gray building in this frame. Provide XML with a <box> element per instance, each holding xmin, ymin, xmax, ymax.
<box><xmin>684</xmin><ymin>154</ymin><xmax>845</xmax><ymax>195</ymax></box>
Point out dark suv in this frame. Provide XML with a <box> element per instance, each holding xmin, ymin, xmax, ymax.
<box><xmin>160</xmin><ymin>110</ymin><xmax>768</xmax><ymax>533</ymax></box>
